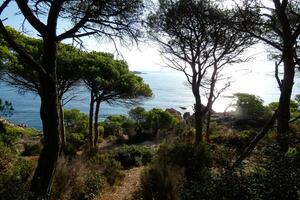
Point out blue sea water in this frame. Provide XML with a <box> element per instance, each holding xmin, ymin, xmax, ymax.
<box><xmin>1</xmin><ymin>69</ymin><xmax>300</xmax><ymax>130</ymax></box>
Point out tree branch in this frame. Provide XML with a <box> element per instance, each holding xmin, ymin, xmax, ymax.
<box><xmin>15</xmin><ymin>0</ymin><xmax>47</xmax><ymax>35</ymax></box>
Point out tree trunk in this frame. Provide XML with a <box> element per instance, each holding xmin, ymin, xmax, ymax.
<box><xmin>30</xmin><ymin>37</ymin><xmax>60</xmax><ymax>199</ymax></box>
<box><xmin>277</xmin><ymin>53</ymin><xmax>294</xmax><ymax>152</ymax></box>
<box><xmin>194</xmin><ymin>94</ymin><xmax>203</xmax><ymax>144</ymax></box>
<box><xmin>88</xmin><ymin>91</ymin><xmax>95</xmax><ymax>149</ymax></box>
<box><xmin>59</xmin><ymin>100</ymin><xmax>66</xmax><ymax>153</ymax></box>
<box><xmin>205</xmin><ymin>107</ymin><xmax>212</xmax><ymax>143</ymax></box>
<box><xmin>93</xmin><ymin>99</ymin><xmax>101</xmax><ymax>146</ymax></box>
<box><xmin>274</xmin><ymin>2</ymin><xmax>296</xmax><ymax>153</ymax></box>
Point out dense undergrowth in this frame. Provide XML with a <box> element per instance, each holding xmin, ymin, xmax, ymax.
<box><xmin>0</xmin><ymin>93</ymin><xmax>300</xmax><ymax>200</ymax></box>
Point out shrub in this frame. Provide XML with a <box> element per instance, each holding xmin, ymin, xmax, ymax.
<box><xmin>0</xmin><ymin>125</ymin><xmax>24</xmax><ymax>146</ymax></box>
<box><xmin>0</xmin><ymin>157</ymin><xmax>35</xmax><ymax>200</ymax></box>
<box><xmin>157</xmin><ymin>143</ymin><xmax>211</xmax><ymax>181</ymax></box>
<box><xmin>128</xmin><ymin>107</ymin><xmax>179</xmax><ymax>141</ymax></box>
<box><xmin>64</xmin><ymin>109</ymin><xmax>88</xmax><ymax>134</ymax></box>
<box><xmin>233</xmin><ymin>93</ymin><xmax>271</xmax><ymax>126</ymax></box>
<box><xmin>51</xmin><ymin>157</ymin><xmax>71</xmax><ymax>200</ymax></box>
<box><xmin>144</xmin><ymin>108</ymin><xmax>178</xmax><ymax>136</ymax></box>
<box><xmin>212</xmin><ymin>145</ymin><xmax>300</xmax><ymax>200</ymax></box>
<box><xmin>104</xmin><ymin>115</ymin><xmax>131</xmax><ymax>136</ymax></box>
<box><xmin>82</xmin><ymin>172</ymin><xmax>104</xmax><ymax>200</ymax></box>
<box><xmin>211</xmin><ymin>130</ymin><xmax>256</xmax><ymax>152</ymax></box>
<box><xmin>21</xmin><ymin>143</ymin><xmax>43</xmax><ymax>156</ymax></box>
<box><xmin>138</xmin><ymin>143</ymin><xmax>212</xmax><ymax>200</ymax></box>
<box><xmin>67</xmin><ymin>132</ymin><xmax>86</xmax><ymax>148</ymax></box>
<box><xmin>90</xmin><ymin>153</ymin><xmax>125</xmax><ymax>186</ymax></box>
<box><xmin>110</xmin><ymin>145</ymin><xmax>154</xmax><ymax>169</ymax></box>
<box><xmin>102</xmin><ymin>156</ymin><xmax>124</xmax><ymax>185</ymax></box>
<box><xmin>138</xmin><ymin>165</ymin><xmax>182</xmax><ymax>200</ymax></box>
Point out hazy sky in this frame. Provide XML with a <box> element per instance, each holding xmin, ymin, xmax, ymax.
<box><xmin>2</xmin><ymin>0</ymin><xmax>275</xmax><ymax>72</ymax></box>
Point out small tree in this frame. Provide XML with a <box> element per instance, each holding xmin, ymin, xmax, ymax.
<box><xmin>148</xmin><ymin>0</ymin><xmax>253</xmax><ymax>143</ymax></box>
<box><xmin>81</xmin><ymin>52</ymin><xmax>152</xmax><ymax>148</ymax></box>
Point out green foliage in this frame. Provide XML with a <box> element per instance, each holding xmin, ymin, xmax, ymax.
<box><xmin>0</xmin><ymin>151</ymin><xmax>35</xmax><ymax>200</ymax></box>
<box><xmin>0</xmin><ymin>27</ymin><xmax>83</xmax><ymax>98</ymax></box>
<box><xmin>110</xmin><ymin>145</ymin><xmax>154</xmax><ymax>169</ymax></box>
<box><xmin>0</xmin><ymin>122</ymin><xmax>37</xmax><ymax>147</ymax></box>
<box><xmin>268</xmin><ymin>97</ymin><xmax>300</xmax><ymax>119</ymax></box>
<box><xmin>157</xmin><ymin>143</ymin><xmax>211</xmax><ymax>181</ymax></box>
<box><xmin>145</xmin><ymin>108</ymin><xmax>178</xmax><ymax>134</ymax></box>
<box><xmin>104</xmin><ymin>115</ymin><xmax>133</xmax><ymax>136</ymax></box>
<box><xmin>212</xmin><ymin>145</ymin><xmax>300</xmax><ymax>200</ymax></box>
<box><xmin>129</xmin><ymin>107</ymin><xmax>147</xmax><ymax>123</ymax></box>
<box><xmin>0</xmin><ymin>127</ymin><xmax>22</xmax><ymax>147</ymax></box>
<box><xmin>233</xmin><ymin>93</ymin><xmax>271</xmax><ymax>124</ymax></box>
<box><xmin>64</xmin><ymin>109</ymin><xmax>88</xmax><ymax>134</ymax></box>
<box><xmin>82</xmin><ymin>173</ymin><xmax>104</xmax><ymax>200</ymax></box>
<box><xmin>81</xmin><ymin>51</ymin><xmax>152</xmax><ymax>104</ymax></box>
<box><xmin>64</xmin><ymin>109</ymin><xmax>88</xmax><ymax>153</ymax></box>
<box><xmin>91</xmin><ymin>153</ymin><xmax>125</xmax><ymax>186</ymax></box>
<box><xmin>138</xmin><ymin>143</ymin><xmax>211</xmax><ymax>200</ymax></box>
<box><xmin>128</xmin><ymin>107</ymin><xmax>179</xmax><ymax>143</ymax></box>
<box><xmin>211</xmin><ymin>130</ymin><xmax>257</xmax><ymax>152</ymax></box>
<box><xmin>21</xmin><ymin>143</ymin><xmax>43</xmax><ymax>156</ymax></box>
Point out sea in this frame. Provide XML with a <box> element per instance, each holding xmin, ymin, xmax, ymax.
<box><xmin>1</xmin><ymin>65</ymin><xmax>300</xmax><ymax>130</ymax></box>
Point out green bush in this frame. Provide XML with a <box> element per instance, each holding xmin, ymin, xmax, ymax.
<box><xmin>64</xmin><ymin>109</ymin><xmax>88</xmax><ymax>134</ymax></box>
<box><xmin>138</xmin><ymin>165</ymin><xmax>182</xmax><ymax>200</ymax></box>
<box><xmin>82</xmin><ymin>172</ymin><xmax>104</xmax><ymax>200</ymax></box>
<box><xmin>110</xmin><ymin>145</ymin><xmax>154</xmax><ymax>169</ymax></box>
<box><xmin>211</xmin><ymin>130</ymin><xmax>256</xmax><ymax>152</ymax></box>
<box><xmin>0</xmin><ymin>157</ymin><xmax>35</xmax><ymax>200</ymax></box>
<box><xmin>128</xmin><ymin>107</ymin><xmax>179</xmax><ymax>143</ymax></box>
<box><xmin>157</xmin><ymin>143</ymin><xmax>211</xmax><ymax>181</ymax></box>
<box><xmin>137</xmin><ymin>143</ymin><xmax>212</xmax><ymax>200</ymax></box>
<box><xmin>0</xmin><ymin>124</ymin><xmax>36</xmax><ymax>146</ymax></box>
<box><xmin>102</xmin><ymin>156</ymin><xmax>124</xmax><ymax>185</ymax></box>
<box><xmin>104</xmin><ymin>115</ymin><xmax>132</xmax><ymax>136</ymax></box>
<box><xmin>89</xmin><ymin>153</ymin><xmax>124</xmax><ymax>186</ymax></box>
<box><xmin>21</xmin><ymin>143</ymin><xmax>43</xmax><ymax>156</ymax></box>
<box><xmin>210</xmin><ymin>145</ymin><xmax>300</xmax><ymax>200</ymax></box>
<box><xmin>233</xmin><ymin>93</ymin><xmax>271</xmax><ymax>126</ymax></box>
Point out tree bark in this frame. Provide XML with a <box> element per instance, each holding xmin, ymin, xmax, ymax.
<box><xmin>194</xmin><ymin>93</ymin><xmax>203</xmax><ymax>144</ymax></box>
<box><xmin>59</xmin><ymin>99</ymin><xmax>66</xmax><ymax>152</ymax></box>
<box><xmin>88</xmin><ymin>91</ymin><xmax>95</xmax><ymax>148</ymax></box>
<box><xmin>30</xmin><ymin>37</ymin><xmax>60</xmax><ymax>199</ymax></box>
<box><xmin>273</xmin><ymin>0</ymin><xmax>296</xmax><ymax>153</ymax></box>
<box><xmin>205</xmin><ymin>107</ymin><xmax>212</xmax><ymax>143</ymax></box>
<box><xmin>93</xmin><ymin>99</ymin><xmax>101</xmax><ymax>146</ymax></box>
<box><xmin>277</xmin><ymin>53</ymin><xmax>294</xmax><ymax>152</ymax></box>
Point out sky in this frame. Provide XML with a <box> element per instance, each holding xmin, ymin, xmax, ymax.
<box><xmin>1</xmin><ymin>0</ymin><xmax>275</xmax><ymax>73</ymax></box>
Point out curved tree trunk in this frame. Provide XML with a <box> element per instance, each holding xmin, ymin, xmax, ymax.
<box><xmin>93</xmin><ymin>99</ymin><xmax>101</xmax><ymax>146</ymax></box>
<box><xmin>88</xmin><ymin>91</ymin><xmax>95</xmax><ymax>149</ymax></box>
<box><xmin>30</xmin><ymin>37</ymin><xmax>60</xmax><ymax>199</ymax></box>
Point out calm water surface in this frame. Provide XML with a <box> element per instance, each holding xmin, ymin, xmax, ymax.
<box><xmin>1</xmin><ymin>66</ymin><xmax>300</xmax><ymax>130</ymax></box>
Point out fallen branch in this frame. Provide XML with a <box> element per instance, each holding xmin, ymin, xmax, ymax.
<box><xmin>229</xmin><ymin>111</ymin><xmax>278</xmax><ymax>172</ymax></box>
